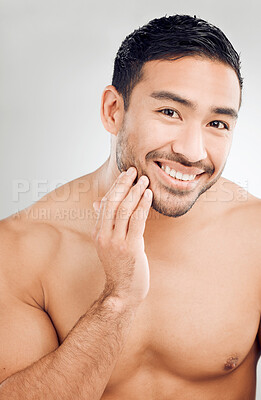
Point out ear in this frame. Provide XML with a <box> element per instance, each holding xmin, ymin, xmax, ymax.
<box><xmin>100</xmin><ymin>85</ymin><xmax>125</xmax><ymax>136</ymax></box>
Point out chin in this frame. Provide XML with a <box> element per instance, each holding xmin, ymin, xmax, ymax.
<box><xmin>149</xmin><ymin>173</ymin><xmax>221</xmax><ymax>218</ymax></box>
<box><xmin>151</xmin><ymin>194</ymin><xmax>198</xmax><ymax>218</ymax></box>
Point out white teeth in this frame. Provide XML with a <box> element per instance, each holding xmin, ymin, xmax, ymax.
<box><xmin>182</xmin><ymin>174</ymin><xmax>190</xmax><ymax>181</ymax></box>
<box><xmin>160</xmin><ymin>164</ymin><xmax>196</xmax><ymax>181</ymax></box>
<box><xmin>176</xmin><ymin>171</ymin><xmax>183</xmax><ymax>180</ymax></box>
<box><xmin>165</xmin><ymin>165</ymin><xmax>171</xmax><ymax>174</ymax></box>
<box><xmin>169</xmin><ymin>169</ymin><xmax>176</xmax><ymax>178</ymax></box>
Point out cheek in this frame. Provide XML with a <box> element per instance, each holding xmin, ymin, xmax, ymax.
<box><xmin>205</xmin><ymin>134</ymin><xmax>232</xmax><ymax>169</ymax></box>
<box><xmin>135</xmin><ymin>117</ymin><xmax>175</xmax><ymax>150</ymax></box>
<box><xmin>126</xmin><ymin>116</ymin><xmax>164</xmax><ymax>151</ymax></box>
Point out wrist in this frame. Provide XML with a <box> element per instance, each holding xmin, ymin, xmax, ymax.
<box><xmin>101</xmin><ymin>284</ymin><xmax>142</xmax><ymax>312</ymax></box>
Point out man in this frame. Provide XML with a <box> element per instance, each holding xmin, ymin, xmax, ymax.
<box><xmin>0</xmin><ymin>13</ymin><xmax>260</xmax><ymax>400</ymax></box>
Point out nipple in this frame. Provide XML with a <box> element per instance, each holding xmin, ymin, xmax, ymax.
<box><xmin>224</xmin><ymin>355</ymin><xmax>239</xmax><ymax>370</ymax></box>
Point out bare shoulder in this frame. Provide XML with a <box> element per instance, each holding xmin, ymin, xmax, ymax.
<box><xmin>0</xmin><ymin>216</ymin><xmax>64</xmax><ymax>382</ymax></box>
<box><xmin>0</xmin><ymin>172</ymin><xmax>105</xmax><ymax>348</ymax></box>
<box><xmin>0</xmin><ymin>172</ymin><xmax>102</xmax><ymax>310</ymax></box>
<box><xmin>220</xmin><ymin>177</ymin><xmax>261</xmax><ymax>221</ymax></box>
<box><xmin>218</xmin><ymin>177</ymin><xmax>261</xmax><ymax>263</ymax></box>
<box><xmin>0</xmin><ymin>214</ymin><xmax>62</xmax><ymax>308</ymax></box>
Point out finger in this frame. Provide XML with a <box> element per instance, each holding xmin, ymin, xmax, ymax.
<box><xmin>92</xmin><ymin>197</ymin><xmax>107</xmax><ymax>239</ymax></box>
<box><xmin>92</xmin><ymin>170</ymin><xmax>128</xmax><ymax>235</ymax></box>
<box><xmin>113</xmin><ymin>175</ymin><xmax>149</xmax><ymax>239</ymax></box>
<box><xmin>100</xmin><ymin>167</ymin><xmax>138</xmax><ymax>235</ymax></box>
<box><xmin>127</xmin><ymin>189</ymin><xmax>153</xmax><ymax>242</ymax></box>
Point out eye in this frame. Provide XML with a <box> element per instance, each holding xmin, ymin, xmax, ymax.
<box><xmin>158</xmin><ymin>109</ymin><xmax>180</xmax><ymax>119</ymax></box>
<box><xmin>209</xmin><ymin>120</ymin><xmax>229</xmax><ymax>130</ymax></box>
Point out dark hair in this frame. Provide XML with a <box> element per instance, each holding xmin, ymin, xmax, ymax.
<box><xmin>112</xmin><ymin>14</ymin><xmax>243</xmax><ymax>110</ymax></box>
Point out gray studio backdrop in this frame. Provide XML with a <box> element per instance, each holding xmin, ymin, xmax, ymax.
<box><xmin>1</xmin><ymin>0</ymin><xmax>261</xmax><ymax>395</ymax></box>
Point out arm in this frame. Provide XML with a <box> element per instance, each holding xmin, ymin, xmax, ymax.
<box><xmin>0</xmin><ymin>290</ymin><xmax>138</xmax><ymax>400</ymax></box>
<box><xmin>0</xmin><ymin>167</ymin><xmax>152</xmax><ymax>399</ymax></box>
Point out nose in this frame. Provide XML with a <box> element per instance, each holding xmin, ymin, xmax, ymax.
<box><xmin>171</xmin><ymin>124</ymin><xmax>207</xmax><ymax>163</ymax></box>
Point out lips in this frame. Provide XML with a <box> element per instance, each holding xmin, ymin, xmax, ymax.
<box><xmin>155</xmin><ymin>160</ymin><xmax>205</xmax><ymax>176</ymax></box>
<box><xmin>153</xmin><ymin>161</ymin><xmax>204</xmax><ymax>191</ymax></box>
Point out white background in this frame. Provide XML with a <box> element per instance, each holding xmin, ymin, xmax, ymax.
<box><xmin>1</xmin><ymin>0</ymin><xmax>261</xmax><ymax>395</ymax></box>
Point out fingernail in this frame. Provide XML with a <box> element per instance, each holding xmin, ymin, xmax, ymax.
<box><xmin>145</xmin><ymin>189</ymin><xmax>152</xmax><ymax>198</ymax></box>
<box><xmin>139</xmin><ymin>175</ymin><xmax>149</xmax><ymax>184</ymax></box>
<box><xmin>126</xmin><ymin>167</ymin><xmax>135</xmax><ymax>175</ymax></box>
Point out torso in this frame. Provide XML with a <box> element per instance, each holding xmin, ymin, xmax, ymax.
<box><xmin>2</xmin><ymin>175</ymin><xmax>261</xmax><ymax>399</ymax></box>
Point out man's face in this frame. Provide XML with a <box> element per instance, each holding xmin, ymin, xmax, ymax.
<box><xmin>115</xmin><ymin>56</ymin><xmax>240</xmax><ymax>218</ymax></box>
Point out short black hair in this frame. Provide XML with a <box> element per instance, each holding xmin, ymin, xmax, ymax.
<box><xmin>112</xmin><ymin>14</ymin><xmax>243</xmax><ymax>110</ymax></box>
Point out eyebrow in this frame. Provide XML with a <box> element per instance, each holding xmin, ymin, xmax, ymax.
<box><xmin>150</xmin><ymin>90</ymin><xmax>238</xmax><ymax>120</ymax></box>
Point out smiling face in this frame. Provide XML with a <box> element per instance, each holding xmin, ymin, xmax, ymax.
<box><xmin>115</xmin><ymin>56</ymin><xmax>241</xmax><ymax>218</ymax></box>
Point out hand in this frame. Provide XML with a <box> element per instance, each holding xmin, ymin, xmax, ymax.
<box><xmin>92</xmin><ymin>167</ymin><xmax>153</xmax><ymax>307</ymax></box>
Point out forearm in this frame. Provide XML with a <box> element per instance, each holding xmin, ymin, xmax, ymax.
<box><xmin>0</xmin><ymin>290</ymin><xmax>138</xmax><ymax>400</ymax></box>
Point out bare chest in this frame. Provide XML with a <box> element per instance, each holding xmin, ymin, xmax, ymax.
<box><xmin>111</xmin><ymin>256</ymin><xmax>260</xmax><ymax>383</ymax></box>
<box><xmin>46</xmin><ymin>230</ymin><xmax>261</xmax><ymax>384</ymax></box>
